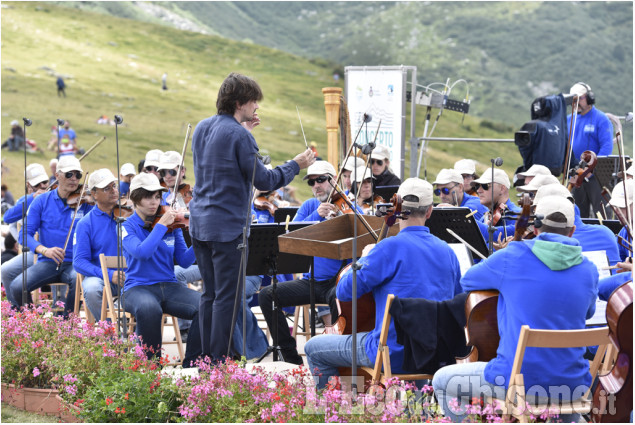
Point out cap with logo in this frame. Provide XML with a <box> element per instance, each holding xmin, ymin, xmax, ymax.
<box><xmin>120</xmin><ymin>163</ymin><xmax>137</xmax><ymax>176</ymax></box>
<box><xmin>303</xmin><ymin>160</ymin><xmax>337</xmax><ymax>180</ymax></box>
<box><xmin>144</xmin><ymin>149</ymin><xmax>163</xmax><ymax>168</ymax></box>
<box><xmin>433</xmin><ymin>168</ymin><xmax>463</xmax><ymax>186</ymax></box>
<box><xmin>535</xmin><ymin>195</ymin><xmax>575</xmax><ymax>228</ymax></box>
<box><xmin>454</xmin><ymin>159</ymin><xmax>476</xmax><ymax>176</ymax></box>
<box><xmin>397</xmin><ymin>178</ymin><xmax>433</xmax><ymax>208</ymax></box>
<box><xmin>25</xmin><ymin>164</ymin><xmax>49</xmax><ymax>186</ymax></box>
<box><xmin>158</xmin><ymin>151</ymin><xmax>182</xmax><ymax>171</ymax></box>
<box><xmin>129</xmin><ymin>173</ymin><xmax>167</xmax><ymax>194</ymax></box>
<box><xmin>471</xmin><ymin>169</ymin><xmax>510</xmax><ymax>189</ymax></box>
<box><xmin>517</xmin><ymin>164</ymin><xmax>551</xmax><ymax>178</ymax></box>
<box><xmin>88</xmin><ymin>168</ymin><xmax>117</xmax><ymax>190</ymax></box>
<box><xmin>57</xmin><ymin>155</ymin><xmax>83</xmax><ymax>173</ymax></box>
<box><xmin>517</xmin><ymin>174</ymin><xmax>560</xmax><ymax>192</ymax></box>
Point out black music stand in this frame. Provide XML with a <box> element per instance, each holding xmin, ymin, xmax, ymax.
<box><xmin>244</xmin><ymin>223</ymin><xmax>312</xmax><ymax>363</ymax></box>
<box><xmin>581</xmin><ymin>218</ymin><xmax>623</xmax><ymax>235</ymax></box>
<box><xmin>426</xmin><ymin>207</ymin><xmax>489</xmax><ymax>260</ymax></box>
<box><xmin>594</xmin><ymin>155</ymin><xmax>630</xmax><ymax>192</ymax></box>
<box><xmin>374</xmin><ymin>185</ymin><xmax>400</xmax><ymax>201</ymax></box>
<box><xmin>273</xmin><ymin>207</ymin><xmax>299</xmax><ymax>223</ymax></box>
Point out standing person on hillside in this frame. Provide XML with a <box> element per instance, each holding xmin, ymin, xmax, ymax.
<box><xmin>189</xmin><ymin>72</ymin><xmax>315</xmax><ymax>364</ymax></box>
<box><xmin>162</xmin><ymin>73</ymin><xmax>168</xmax><ymax>91</ymax></box>
<box><xmin>566</xmin><ymin>82</ymin><xmax>613</xmax><ymax>218</ymax></box>
<box><xmin>56</xmin><ymin>76</ymin><xmax>66</xmax><ymax>97</ymax></box>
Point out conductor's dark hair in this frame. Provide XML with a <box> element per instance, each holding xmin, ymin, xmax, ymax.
<box><xmin>216</xmin><ymin>72</ymin><xmax>263</xmax><ymax>115</ymax></box>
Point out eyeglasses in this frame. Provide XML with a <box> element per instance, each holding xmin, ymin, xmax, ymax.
<box><xmin>473</xmin><ymin>183</ymin><xmax>490</xmax><ymax>191</ymax></box>
<box><xmin>144</xmin><ymin>166</ymin><xmax>158</xmax><ymax>172</ymax></box>
<box><xmin>100</xmin><ymin>183</ymin><xmax>117</xmax><ymax>194</ymax></box>
<box><xmin>64</xmin><ymin>171</ymin><xmax>82</xmax><ymax>180</ymax></box>
<box><xmin>307</xmin><ymin>175</ymin><xmax>330</xmax><ymax>187</ymax></box>
<box><xmin>160</xmin><ymin>169</ymin><xmax>178</xmax><ymax>177</ymax></box>
<box><xmin>370</xmin><ymin>159</ymin><xmax>384</xmax><ymax>166</ymax></box>
<box><xmin>33</xmin><ymin>182</ymin><xmax>48</xmax><ymax>189</ymax></box>
<box><xmin>434</xmin><ymin>184</ymin><xmax>460</xmax><ymax>196</ymax></box>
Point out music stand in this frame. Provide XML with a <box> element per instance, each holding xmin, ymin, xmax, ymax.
<box><xmin>273</xmin><ymin>207</ymin><xmax>299</xmax><ymax>223</ymax></box>
<box><xmin>426</xmin><ymin>207</ymin><xmax>489</xmax><ymax>260</ymax></box>
<box><xmin>581</xmin><ymin>218</ymin><xmax>623</xmax><ymax>235</ymax></box>
<box><xmin>374</xmin><ymin>185</ymin><xmax>400</xmax><ymax>201</ymax></box>
<box><xmin>244</xmin><ymin>223</ymin><xmax>312</xmax><ymax>363</ymax></box>
<box><xmin>594</xmin><ymin>155</ymin><xmax>630</xmax><ymax>192</ymax></box>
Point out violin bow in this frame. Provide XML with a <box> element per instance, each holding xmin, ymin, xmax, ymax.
<box><xmin>607</xmin><ymin>113</ymin><xmax>632</xmax><ymax>231</ymax></box>
<box><xmin>171</xmin><ymin>124</ymin><xmax>192</xmax><ymax>209</ymax></box>
<box><xmin>446</xmin><ymin>228</ymin><xmax>486</xmax><ymax>260</ymax></box>
<box><xmin>57</xmin><ymin>172</ymin><xmax>90</xmax><ymax>271</ymax></box>
<box><xmin>296</xmin><ymin>106</ymin><xmax>309</xmax><ymax>150</ymax></box>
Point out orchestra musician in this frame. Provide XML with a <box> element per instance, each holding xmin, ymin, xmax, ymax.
<box><xmin>454</xmin><ymin>159</ymin><xmax>479</xmax><ymax>194</ymax></box>
<box><xmin>1</xmin><ymin>163</ymin><xmax>50</xmax><ymax>305</ymax></box>
<box><xmin>432</xmin><ymin>168</ymin><xmax>488</xmax><ymax>221</ymax></box>
<box><xmin>119</xmin><ymin>162</ymin><xmax>136</xmax><ymax>198</ymax></box>
<box><xmin>72</xmin><ymin>169</ymin><xmax>124</xmax><ymax>320</ymax></box>
<box><xmin>304</xmin><ymin>178</ymin><xmax>462</xmax><ymax>388</ymax></box>
<box><xmin>369</xmin><ymin>145</ymin><xmax>401</xmax><ymax>187</ymax></box>
<box><xmin>142</xmin><ymin>149</ymin><xmax>163</xmax><ymax>178</ymax></box>
<box><xmin>515</xmin><ymin>163</ymin><xmax>552</xmax><ymax>186</ymax></box>
<box><xmin>433</xmin><ymin>195</ymin><xmax>598</xmax><ymax>422</ymax></box>
<box><xmin>516</xmin><ymin>173</ymin><xmax>560</xmax><ymax>195</ymax></box>
<box><xmin>121</xmin><ymin>173</ymin><xmax>202</xmax><ymax>366</ymax></box>
<box><xmin>340</xmin><ymin>156</ymin><xmax>364</xmax><ymax>194</ymax></box>
<box><xmin>349</xmin><ymin>166</ymin><xmax>377</xmax><ymax>214</ymax></box>
<box><xmin>608</xmin><ymin>182</ymin><xmax>633</xmax><ymax>261</ymax></box>
<box><xmin>189</xmin><ymin>72</ymin><xmax>314</xmax><ymax>364</ymax></box>
<box><xmin>10</xmin><ymin>156</ymin><xmax>92</xmax><ymax>317</ymax></box>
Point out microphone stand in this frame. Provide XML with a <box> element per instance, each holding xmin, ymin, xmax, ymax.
<box><xmin>21</xmin><ymin>117</ymin><xmax>32</xmax><ymax>306</ymax></box>
<box><xmin>114</xmin><ymin>115</ymin><xmax>127</xmax><ymax>340</ymax></box>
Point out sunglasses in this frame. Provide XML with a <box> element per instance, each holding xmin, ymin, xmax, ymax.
<box><xmin>160</xmin><ymin>169</ymin><xmax>178</xmax><ymax>177</ymax></box>
<box><xmin>370</xmin><ymin>159</ymin><xmax>384</xmax><ymax>166</ymax></box>
<box><xmin>434</xmin><ymin>184</ymin><xmax>460</xmax><ymax>196</ymax></box>
<box><xmin>64</xmin><ymin>171</ymin><xmax>82</xmax><ymax>180</ymax></box>
<box><xmin>307</xmin><ymin>175</ymin><xmax>330</xmax><ymax>187</ymax></box>
<box><xmin>144</xmin><ymin>166</ymin><xmax>158</xmax><ymax>172</ymax></box>
<box><xmin>473</xmin><ymin>183</ymin><xmax>490</xmax><ymax>191</ymax></box>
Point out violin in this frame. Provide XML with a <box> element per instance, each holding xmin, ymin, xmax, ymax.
<box><xmin>254</xmin><ymin>191</ymin><xmax>287</xmax><ymax>216</ymax></box>
<box><xmin>112</xmin><ymin>198</ymin><xmax>134</xmax><ymax>219</ymax></box>
<box><xmin>567</xmin><ymin>150</ymin><xmax>598</xmax><ymax>191</ymax></box>
<box><xmin>330</xmin><ymin>190</ymin><xmax>355</xmax><ymax>216</ymax></box>
<box><xmin>148</xmin><ymin>205</ymin><xmax>190</xmax><ymax>232</ymax></box>
<box><xmin>361</xmin><ymin>195</ymin><xmax>384</xmax><ymax>213</ymax></box>
<box><xmin>592</xmin><ymin>281</ymin><xmax>633</xmax><ymax>423</ymax></box>
<box><xmin>488</xmin><ymin>203</ymin><xmax>508</xmax><ymax>226</ymax></box>
<box><xmin>66</xmin><ymin>184</ymin><xmax>95</xmax><ymax>207</ymax></box>
<box><xmin>512</xmin><ymin>193</ymin><xmax>533</xmax><ymax>241</ymax></box>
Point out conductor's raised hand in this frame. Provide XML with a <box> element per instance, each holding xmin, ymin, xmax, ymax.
<box><xmin>241</xmin><ymin>113</ymin><xmax>261</xmax><ymax>132</ymax></box>
<box><xmin>293</xmin><ymin>148</ymin><xmax>315</xmax><ymax>170</ymax></box>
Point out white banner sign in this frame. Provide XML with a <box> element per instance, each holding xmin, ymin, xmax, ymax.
<box><xmin>346</xmin><ymin>67</ymin><xmax>405</xmax><ymax>179</ymax></box>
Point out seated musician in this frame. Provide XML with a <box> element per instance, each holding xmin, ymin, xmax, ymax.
<box><xmin>122</xmin><ymin>173</ymin><xmax>201</xmax><ymax>366</ymax></box>
<box><xmin>516</xmin><ymin>173</ymin><xmax>560</xmax><ymax>196</ymax></box>
<box><xmin>432</xmin><ymin>195</ymin><xmax>598</xmax><ymax>422</ymax></box>
<box><xmin>340</xmin><ymin>156</ymin><xmax>364</xmax><ymax>194</ymax></box>
<box><xmin>157</xmin><ymin>151</ymin><xmax>189</xmax><ymax>207</ymax></box>
<box><xmin>2</xmin><ymin>163</ymin><xmax>49</xmax><ymax>304</ymax></box>
<box><xmin>304</xmin><ymin>178</ymin><xmax>462</xmax><ymax>388</ymax></box>
<box><xmin>608</xmin><ymin>183</ymin><xmax>633</xmax><ymax>262</ymax></box>
<box><xmin>119</xmin><ymin>163</ymin><xmax>136</xmax><ymax>198</ymax></box>
<box><xmin>454</xmin><ymin>159</ymin><xmax>479</xmax><ymax>194</ymax></box>
<box><xmin>11</xmin><ymin>156</ymin><xmax>92</xmax><ymax>316</ymax></box>
<box><xmin>515</xmin><ymin>164</ymin><xmax>552</xmax><ymax>185</ymax></box>
<box><xmin>433</xmin><ymin>168</ymin><xmax>488</xmax><ymax>221</ymax></box>
<box><xmin>350</xmin><ymin>166</ymin><xmax>377</xmax><ymax>214</ymax></box>
<box><xmin>73</xmin><ymin>169</ymin><xmax>125</xmax><ymax>320</ymax></box>
<box><xmin>369</xmin><ymin>145</ymin><xmax>401</xmax><ymax>187</ymax></box>
<box><xmin>142</xmin><ymin>149</ymin><xmax>163</xmax><ymax>179</ymax></box>
<box><xmin>258</xmin><ymin>160</ymin><xmax>361</xmax><ymax>365</ymax></box>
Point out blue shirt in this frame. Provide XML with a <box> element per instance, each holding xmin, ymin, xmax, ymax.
<box><xmin>337</xmin><ymin>225</ymin><xmax>461</xmax><ymax>373</ymax></box>
<box><xmin>461</xmin><ymin>233</ymin><xmax>598</xmax><ymax>392</ymax></box>
<box><xmin>119</xmin><ymin>181</ymin><xmax>131</xmax><ymax>197</ymax></box>
<box><xmin>19</xmin><ymin>189</ymin><xmax>92</xmax><ymax>262</ymax></box>
<box><xmin>58</xmin><ymin>128</ymin><xmax>77</xmax><ymax>142</ymax></box>
<box><xmin>189</xmin><ymin>114</ymin><xmax>300</xmax><ymax>242</ymax></box>
<box><xmin>573</xmin><ymin>205</ymin><xmax>620</xmax><ymax>269</ymax></box>
<box><xmin>252</xmin><ymin>206</ymin><xmax>274</xmax><ymax>224</ymax></box>
<box><xmin>461</xmin><ymin>193</ymin><xmax>488</xmax><ymax>222</ymax></box>
<box><xmin>3</xmin><ymin>194</ymin><xmax>34</xmax><ymax>224</ymax></box>
<box><xmin>121</xmin><ymin>212</ymin><xmax>195</xmax><ymax>291</ymax></box>
<box><xmin>73</xmin><ymin>206</ymin><xmax>120</xmax><ymax>281</ymax></box>
<box><xmin>567</xmin><ymin>106</ymin><xmax>613</xmax><ymax>160</ymax></box>
<box><xmin>598</xmin><ymin>273</ymin><xmax>631</xmax><ymax>302</ymax></box>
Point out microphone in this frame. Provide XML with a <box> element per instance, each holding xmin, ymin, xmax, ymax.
<box><xmin>256</xmin><ymin>152</ymin><xmax>271</xmax><ymax>165</ymax></box>
<box><xmin>363</xmin><ymin>113</ymin><xmax>372</xmax><ymax>123</ymax></box>
<box><xmin>56</xmin><ymin>119</ymin><xmax>65</xmax><ymax>126</ymax></box>
<box><xmin>114</xmin><ymin>115</ymin><xmax>123</xmax><ymax>125</ymax></box>
<box><xmin>491</xmin><ymin>157</ymin><xmax>503</xmax><ymax>167</ymax></box>
<box><xmin>626</xmin><ymin>112</ymin><xmax>633</xmax><ymax>123</ymax></box>
<box><xmin>22</xmin><ymin>118</ymin><xmax>32</xmax><ymax>127</ymax></box>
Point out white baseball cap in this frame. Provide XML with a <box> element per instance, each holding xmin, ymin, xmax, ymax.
<box><xmin>120</xmin><ymin>163</ymin><xmax>136</xmax><ymax>176</ymax></box>
<box><xmin>517</xmin><ymin>174</ymin><xmax>560</xmax><ymax>192</ymax></box>
<box><xmin>352</xmin><ymin>166</ymin><xmax>374</xmax><ymax>183</ymax></box>
<box><xmin>303</xmin><ymin>160</ymin><xmax>337</xmax><ymax>180</ymax></box>
<box><xmin>10</xmin><ymin>120</ymin><xmax>19</xmax><ymax>126</ymax></box>
<box><xmin>342</xmin><ymin>156</ymin><xmax>365</xmax><ymax>172</ymax></box>
<box><xmin>433</xmin><ymin>168</ymin><xmax>463</xmax><ymax>185</ymax></box>
<box><xmin>535</xmin><ymin>195</ymin><xmax>575</xmax><ymax>228</ymax></box>
<box><xmin>57</xmin><ymin>155</ymin><xmax>83</xmax><ymax>173</ymax></box>
<box><xmin>570</xmin><ymin>82</ymin><xmax>590</xmax><ymax>97</ymax></box>
<box><xmin>25</xmin><ymin>164</ymin><xmax>49</xmax><ymax>186</ymax></box>
<box><xmin>158</xmin><ymin>151</ymin><xmax>182</xmax><ymax>171</ymax></box>
<box><xmin>144</xmin><ymin>149</ymin><xmax>163</xmax><ymax>168</ymax></box>
<box><xmin>517</xmin><ymin>164</ymin><xmax>552</xmax><ymax>178</ymax></box>
<box><xmin>88</xmin><ymin>168</ymin><xmax>117</xmax><ymax>190</ymax></box>
<box><xmin>454</xmin><ymin>159</ymin><xmax>476</xmax><ymax>176</ymax></box>
<box><xmin>609</xmin><ymin>183</ymin><xmax>633</xmax><ymax>208</ymax></box>
<box><xmin>369</xmin><ymin>145</ymin><xmax>391</xmax><ymax>161</ymax></box>
<box><xmin>398</xmin><ymin>178</ymin><xmax>433</xmax><ymax>208</ymax></box>
<box><xmin>471</xmin><ymin>168</ymin><xmax>510</xmax><ymax>189</ymax></box>
<box><xmin>533</xmin><ymin>183</ymin><xmax>574</xmax><ymax>205</ymax></box>
<box><xmin>129</xmin><ymin>173</ymin><xmax>167</xmax><ymax>194</ymax></box>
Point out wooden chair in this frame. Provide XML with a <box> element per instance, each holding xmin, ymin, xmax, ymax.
<box><xmin>29</xmin><ymin>248</ymin><xmax>69</xmax><ymax>313</ymax></box>
<box><xmin>73</xmin><ymin>273</ymin><xmax>95</xmax><ymax>323</ymax></box>
<box><xmin>292</xmin><ymin>303</ymin><xmax>330</xmax><ymax>345</ymax></box>
<box><xmin>360</xmin><ymin>294</ymin><xmax>433</xmax><ymax>387</ymax></box>
<box><xmin>492</xmin><ymin>324</ymin><xmax>610</xmax><ymax>422</ymax></box>
<box><xmin>99</xmin><ymin>254</ymin><xmax>184</xmax><ymax>366</ymax></box>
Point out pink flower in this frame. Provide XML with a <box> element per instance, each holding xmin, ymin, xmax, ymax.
<box><xmin>32</xmin><ymin>367</ymin><xmax>40</xmax><ymax>377</ymax></box>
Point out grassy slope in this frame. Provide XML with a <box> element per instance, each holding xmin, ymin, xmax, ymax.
<box><xmin>2</xmin><ymin>2</ymin><xmax>526</xmax><ymax>203</ymax></box>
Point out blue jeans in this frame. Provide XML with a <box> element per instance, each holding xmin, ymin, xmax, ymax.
<box><xmin>10</xmin><ymin>260</ymin><xmax>76</xmax><ymax>316</ymax></box>
<box><xmin>2</xmin><ymin>251</ymin><xmax>34</xmax><ymax>305</ymax></box>
<box><xmin>82</xmin><ymin>276</ymin><xmax>119</xmax><ymax>321</ymax></box>
<box><xmin>304</xmin><ymin>332</ymin><xmax>373</xmax><ymax>389</ymax></box>
<box><xmin>431</xmin><ymin>362</ymin><xmax>581</xmax><ymax>422</ymax></box>
<box><xmin>174</xmin><ymin>264</ymin><xmax>202</xmax><ymax>331</ymax></box>
<box><xmin>232</xmin><ymin>275</ymin><xmax>269</xmax><ymax>359</ymax></box>
<box><xmin>124</xmin><ymin>282</ymin><xmax>202</xmax><ymax>367</ymax></box>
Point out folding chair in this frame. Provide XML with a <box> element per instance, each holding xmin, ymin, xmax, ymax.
<box><xmin>73</xmin><ymin>273</ymin><xmax>95</xmax><ymax>323</ymax></box>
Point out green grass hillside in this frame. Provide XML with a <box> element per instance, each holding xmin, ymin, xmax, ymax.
<box><xmin>3</xmin><ymin>2</ymin><xmax>534</xmax><ymax>203</ymax></box>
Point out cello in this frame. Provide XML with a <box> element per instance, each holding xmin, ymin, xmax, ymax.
<box><xmin>592</xmin><ymin>280</ymin><xmax>633</xmax><ymax>423</ymax></box>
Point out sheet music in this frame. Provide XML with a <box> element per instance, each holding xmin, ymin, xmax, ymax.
<box><xmin>449</xmin><ymin>243</ymin><xmax>474</xmax><ymax>276</ymax></box>
<box><xmin>582</xmin><ymin>250</ymin><xmax>611</xmax><ymax>279</ymax></box>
